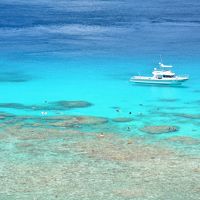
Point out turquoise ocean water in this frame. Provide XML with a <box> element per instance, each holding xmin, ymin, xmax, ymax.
<box><xmin>0</xmin><ymin>1</ymin><xmax>200</xmax><ymax>199</ymax></box>
<box><xmin>0</xmin><ymin>0</ymin><xmax>199</xmax><ymax>144</ymax></box>
<box><xmin>0</xmin><ymin>54</ymin><xmax>199</xmax><ymax>140</ymax></box>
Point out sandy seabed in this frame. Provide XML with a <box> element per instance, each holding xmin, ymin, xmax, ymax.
<box><xmin>0</xmin><ymin>114</ymin><xmax>199</xmax><ymax>200</ymax></box>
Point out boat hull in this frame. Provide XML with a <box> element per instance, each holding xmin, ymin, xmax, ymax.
<box><xmin>130</xmin><ymin>76</ymin><xmax>188</xmax><ymax>85</ymax></box>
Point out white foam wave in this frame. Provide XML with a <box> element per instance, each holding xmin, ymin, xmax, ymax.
<box><xmin>0</xmin><ymin>24</ymin><xmax>127</xmax><ymax>37</ymax></box>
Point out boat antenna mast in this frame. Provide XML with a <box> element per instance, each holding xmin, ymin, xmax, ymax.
<box><xmin>159</xmin><ymin>55</ymin><xmax>163</xmax><ymax>64</ymax></box>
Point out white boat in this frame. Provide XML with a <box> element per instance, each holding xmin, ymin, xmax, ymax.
<box><xmin>130</xmin><ymin>63</ymin><xmax>189</xmax><ymax>85</ymax></box>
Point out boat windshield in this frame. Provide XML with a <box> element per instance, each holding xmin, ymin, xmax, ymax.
<box><xmin>163</xmin><ymin>75</ymin><xmax>174</xmax><ymax>78</ymax></box>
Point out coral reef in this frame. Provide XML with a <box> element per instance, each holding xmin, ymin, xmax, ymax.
<box><xmin>140</xmin><ymin>125</ymin><xmax>179</xmax><ymax>134</ymax></box>
<box><xmin>112</xmin><ymin>117</ymin><xmax>133</xmax><ymax>123</ymax></box>
<box><xmin>0</xmin><ymin>100</ymin><xmax>93</xmax><ymax>111</ymax></box>
<box><xmin>174</xmin><ymin>113</ymin><xmax>200</xmax><ymax>119</ymax></box>
<box><xmin>0</xmin><ymin>112</ymin><xmax>199</xmax><ymax>199</ymax></box>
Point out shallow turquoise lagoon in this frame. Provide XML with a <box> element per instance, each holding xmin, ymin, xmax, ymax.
<box><xmin>0</xmin><ymin>55</ymin><xmax>199</xmax><ymax>139</ymax></box>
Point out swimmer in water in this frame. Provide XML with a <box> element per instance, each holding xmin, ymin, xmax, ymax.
<box><xmin>41</xmin><ymin>111</ymin><xmax>48</xmax><ymax>115</ymax></box>
<box><xmin>98</xmin><ymin>133</ymin><xmax>105</xmax><ymax>138</ymax></box>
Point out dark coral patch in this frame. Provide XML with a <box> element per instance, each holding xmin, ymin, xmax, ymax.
<box><xmin>0</xmin><ymin>71</ymin><xmax>33</xmax><ymax>83</ymax></box>
<box><xmin>0</xmin><ymin>103</ymin><xmax>27</xmax><ymax>109</ymax></box>
<box><xmin>174</xmin><ymin>113</ymin><xmax>200</xmax><ymax>119</ymax></box>
<box><xmin>0</xmin><ymin>100</ymin><xmax>93</xmax><ymax>111</ymax></box>
<box><xmin>50</xmin><ymin>101</ymin><xmax>93</xmax><ymax>110</ymax></box>
<box><xmin>140</xmin><ymin>125</ymin><xmax>179</xmax><ymax>134</ymax></box>
<box><xmin>112</xmin><ymin>117</ymin><xmax>134</xmax><ymax>123</ymax></box>
<box><xmin>74</xmin><ymin>116</ymin><xmax>108</xmax><ymax>125</ymax></box>
<box><xmin>0</xmin><ymin>112</ymin><xmax>15</xmax><ymax>119</ymax></box>
<box><xmin>159</xmin><ymin>98</ymin><xmax>179</xmax><ymax>102</ymax></box>
<box><xmin>48</xmin><ymin>116</ymin><xmax>108</xmax><ymax>127</ymax></box>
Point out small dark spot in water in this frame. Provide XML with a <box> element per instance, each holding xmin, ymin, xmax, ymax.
<box><xmin>127</xmin><ymin>126</ymin><xmax>131</xmax><ymax>131</ymax></box>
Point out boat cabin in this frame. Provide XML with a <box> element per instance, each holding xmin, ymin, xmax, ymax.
<box><xmin>152</xmin><ymin>63</ymin><xmax>175</xmax><ymax>79</ymax></box>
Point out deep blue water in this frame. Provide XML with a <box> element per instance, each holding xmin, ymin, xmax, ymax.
<box><xmin>0</xmin><ymin>0</ymin><xmax>200</xmax><ymax>56</ymax></box>
<box><xmin>0</xmin><ymin>0</ymin><xmax>199</xmax><ymax>138</ymax></box>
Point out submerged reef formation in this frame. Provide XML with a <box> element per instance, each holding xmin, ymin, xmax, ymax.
<box><xmin>140</xmin><ymin>125</ymin><xmax>179</xmax><ymax>134</ymax></box>
<box><xmin>0</xmin><ymin>100</ymin><xmax>93</xmax><ymax>111</ymax></box>
<box><xmin>167</xmin><ymin>136</ymin><xmax>200</xmax><ymax>145</ymax></box>
<box><xmin>0</xmin><ymin>114</ymin><xmax>109</xmax><ymax>131</ymax></box>
<box><xmin>47</xmin><ymin>116</ymin><xmax>108</xmax><ymax>128</ymax></box>
<box><xmin>112</xmin><ymin>117</ymin><xmax>134</xmax><ymax>123</ymax></box>
<box><xmin>174</xmin><ymin>113</ymin><xmax>200</xmax><ymax>119</ymax></box>
<box><xmin>50</xmin><ymin>100</ymin><xmax>93</xmax><ymax>109</ymax></box>
<box><xmin>0</xmin><ymin>112</ymin><xmax>199</xmax><ymax>199</ymax></box>
<box><xmin>159</xmin><ymin>98</ymin><xmax>179</xmax><ymax>102</ymax></box>
<box><xmin>0</xmin><ymin>71</ymin><xmax>33</xmax><ymax>82</ymax></box>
